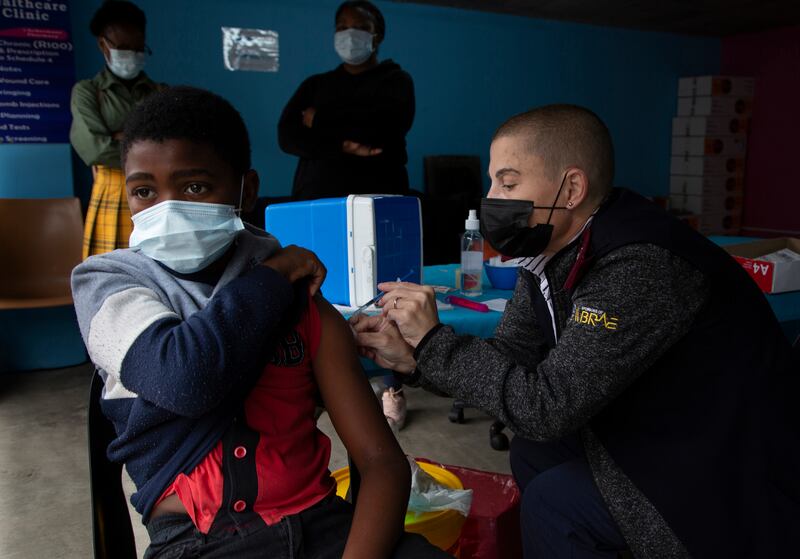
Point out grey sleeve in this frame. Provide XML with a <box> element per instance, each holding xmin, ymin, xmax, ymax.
<box><xmin>413</xmin><ymin>270</ymin><xmax>547</xmax><ymax>393</ymax></box>
<box><xmin>415</xmin><ymin>244</ymin><xmax>708</xmax><ymax>440</ymax></box>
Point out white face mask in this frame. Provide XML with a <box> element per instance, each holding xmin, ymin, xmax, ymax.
<box><xmin>129</xmin><ymin>201</ymin><xmax>245</xmax><ymax>274</ymax></box>
<box><xmin>106</xmin><ymin>48</ymin><xmax>145</xmax><ymax>80</ymax></box>
<box><xmin>334</xmin><ymin>28</ymin><xmax>374</xmax><ymax>65</ymax></box>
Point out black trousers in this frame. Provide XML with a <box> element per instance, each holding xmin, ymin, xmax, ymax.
<box><xmin>510</xmin><ymin>434</ymin><xmax>628</xmax><ymax>559</ymax></box>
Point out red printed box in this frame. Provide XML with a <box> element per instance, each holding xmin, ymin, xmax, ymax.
<box><xmin>670</xmin><ymin>155</ymin><xmax>745</xmax><ymax>176</ymax></box>
<box><xmin>678</xmin><ymin>76</ymin><xmax>755</xmax><ymax>98</ymax></box>
<box><xmin>672</xmin><ymin>116</ymin><xmax>749</xmax><ymax>137</ymax></box>
<box><xmin>671</xmin><ymin>136</ymin><xmax>747</xmax><ymax>157</ymax></box>
<box><xmin>670</xmin><ymin>193</ymin><xmax>743</xmax><ymax>215</ymax></box>
<box><xmin>670</xmin><ymin>175</ymin><xmax>744</xmax><ymax>197</ymax></box>
<box><xmin>697</xmin><ymin>213</ymin><xmax>742</xmax><ymax>235</ymax></box>
<box><xmin>723</xmin><ymin>238</ymin><xmax>800</xmax><ymax>294</ymax></box>
<box><xmin>677</xmin><ymin>96</ymin><xmax>752</xmax><ymax>117</ymax></box>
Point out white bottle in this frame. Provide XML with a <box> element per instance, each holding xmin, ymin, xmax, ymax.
<box><xmin>460</xmin><ymin>209</ymin><xmax>483</xmax><ymax>296</ymax></box>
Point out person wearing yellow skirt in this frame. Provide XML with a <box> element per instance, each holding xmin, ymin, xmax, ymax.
<box><xmin>69</xmin><ymin>1</ymin><xmax>163</xmax><ymax>258</ymax></box>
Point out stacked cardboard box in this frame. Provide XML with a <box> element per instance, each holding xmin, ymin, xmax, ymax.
<box><xmin>670</xmin><ymin>76</ymin><xmax>754</xmax><ymax>235</ymax></box>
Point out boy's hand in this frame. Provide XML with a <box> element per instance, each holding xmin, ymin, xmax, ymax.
<box><xmin>262</xmin><ymin>245</ymin><xmax>327</xmax><ymax>296</ymax></box>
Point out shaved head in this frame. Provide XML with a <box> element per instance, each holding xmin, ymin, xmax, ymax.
<box><xmin>493</xmin><ymin>104</ymin><xmax>615</xmax><ymax>202</ymax></box>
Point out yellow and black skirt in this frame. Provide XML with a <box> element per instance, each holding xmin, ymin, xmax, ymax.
<box><xmin>82</xmin><ymin>165</ymin><xmax>132</xmax><ymax>259</ymax></box>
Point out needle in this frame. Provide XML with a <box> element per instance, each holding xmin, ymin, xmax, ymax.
<box><xmin>350</xmin><ymin>269</ymin><xmax>416</xmax><ymax>318</ymax></box>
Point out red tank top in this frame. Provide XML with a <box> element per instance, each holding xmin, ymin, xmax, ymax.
<box><xmin>157</xmin><ymin>297</ymin><xmax>335</xmax><ymax>533</ymax></box>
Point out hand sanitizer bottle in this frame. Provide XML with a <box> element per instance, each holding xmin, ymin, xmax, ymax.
<box><xmin>460</xmin><ymin>209</ymin><xmax>483</xmax><ymax>296</ymax></box>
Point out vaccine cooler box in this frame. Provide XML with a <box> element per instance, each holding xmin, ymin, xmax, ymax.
<box><xmin>264</xmin><ymin>195</ymin><xmax>423</xmax><ymax>306</ymax></box>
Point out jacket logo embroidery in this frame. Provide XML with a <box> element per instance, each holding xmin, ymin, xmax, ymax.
<box><xmin>572</xmin><ymin>305</ymin><xmax>619</xmax><ymax>330</ymax></box>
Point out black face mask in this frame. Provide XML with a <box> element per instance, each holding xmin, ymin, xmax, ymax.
<box><xmin>480</xmin><ymin>173</ymin><xmax>569</xmax><ymax>258</ymax></box>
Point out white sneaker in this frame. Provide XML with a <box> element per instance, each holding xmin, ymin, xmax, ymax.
<box><xmin>382</xmin><ymin>387</ymin><xmax>407</xmax><ymax>431</ymax></box>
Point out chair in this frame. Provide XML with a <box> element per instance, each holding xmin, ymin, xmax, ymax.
<box><xmin>448</xmin><ymin>401</ymin><xmax>509</xmax><ymax>451</ymax></box>
<box><xmin>88</xmin><ymin>371</ymin><xmax>137</xmax><ymax>559</ymax></box>
<box><xmin>0</xmin><ymin>197</ymin><xmax>82</xmax><ymax>309</ymax></box>
<box><xmin>423</xmin><ymin>155</ymin><xmax>483</xmax><ymax>202</ymax></box>
<box><xmin>422</xmin><ymin>155</ymin><xmax>485</xmax><ymax>265</ymax></box>
<box><xmin>0</xmin><ymin>197</ymin><xmax>86</xmax><ymax>372</ymax></box>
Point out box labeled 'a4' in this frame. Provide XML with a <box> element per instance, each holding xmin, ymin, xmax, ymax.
<box><xmin>723</xmin><ymin>238</ymin><xmax>800</xmax><ymax>294</ymax></box>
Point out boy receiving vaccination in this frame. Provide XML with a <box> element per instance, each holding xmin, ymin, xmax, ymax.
<box><xmin>71</xmin><ymin>86</ymin><xmax>449</xmax><ymax>559</ymax></box>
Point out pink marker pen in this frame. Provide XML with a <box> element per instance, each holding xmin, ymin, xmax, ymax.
<box><xmin>444</xmin><ymin>295</ymin><xmax>490</xmax><ymax>313</ymax></box>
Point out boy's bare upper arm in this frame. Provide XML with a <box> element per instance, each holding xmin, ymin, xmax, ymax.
<box><xmin>312</xmin><ymin>296</ymin><xmax>401</xmax><ymax>465</ymax></box>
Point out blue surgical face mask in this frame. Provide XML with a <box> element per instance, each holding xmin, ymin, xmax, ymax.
<box><xmin>129</xmin><ymin>199</ymin><xmax>245</xmax><ymax>274</ymax></box>
<box><xmin>334</xmin><ymin>28</ymin><xmax>374</xmax><ymax>65</ymax></box>
<box><xmin>106</xmin><ymin>48</ymin><xmax>145</xmax><ymax>80</ymax></box>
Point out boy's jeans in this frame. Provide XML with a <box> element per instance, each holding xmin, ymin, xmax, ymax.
<box><xmin>145</xmin><ymin>494</ymin><xmax>450</xmax><ymax>559</ymax></box>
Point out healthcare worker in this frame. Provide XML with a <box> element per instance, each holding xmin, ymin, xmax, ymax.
<box><xmin>352</xmin><ymin>104</ymin><xmax>799</xmax><ymax>558</ymax></box>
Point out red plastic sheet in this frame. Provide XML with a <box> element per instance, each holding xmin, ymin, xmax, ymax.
<box><xmin>416</xmin><ymin>459</ymin><xmax>522</xmax><ymax>559</ymax></box>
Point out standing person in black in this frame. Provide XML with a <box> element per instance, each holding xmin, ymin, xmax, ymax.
<box><xmin>278</xmin><ymin>1</ymin><xmax>415</xmax><ymax>200</ymax></box>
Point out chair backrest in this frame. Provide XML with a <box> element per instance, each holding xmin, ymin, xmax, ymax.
<box><xmin>88</xmin><ymin>371</ymin><xmax>137</xmax><ymax>559</ymax></box>
<box><xmin>421</xmin><ymin>156</ymin><xmax>485</xmax><ymax>265</ymax></box>
<box><xmin>0</xmin><ymin>197</ymin><xmax>82</xmax><ymax>308</ymax></box>
<box><xmin>423</xmin><ymin>155</ymin><xmax>484</xmax><ymax>201</ymax></box>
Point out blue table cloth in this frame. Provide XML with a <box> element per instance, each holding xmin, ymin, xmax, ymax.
<box><xmin>354</xmin><ymin>265</ymin><xmax>513</xmax><ymax>375</ymax></box>
<box><xmin>405</xmin><ymin>245</ymin><xmax>800</xmax><ymax>342</ymax></box>
<box><xmin>421</xmin><ymin>265</ymin><xmax>511</xmax><ymax>339</ymax></box>
<box><xmin>355</xmin><ymin>238</ymin><xmax>799</xmax><ymax>376</ymax></box>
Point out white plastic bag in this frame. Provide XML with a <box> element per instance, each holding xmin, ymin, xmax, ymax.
<box><xmin>407</xmin><ymin>457</ymin><xmax>473</xmax><ymax>516</ymax></box>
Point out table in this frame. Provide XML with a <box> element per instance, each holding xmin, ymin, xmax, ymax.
<box><xmin>355</xmin><ymin>264</ymin><xmax>513</xmax><ymax>376</ymax></box>
<box><xmin>357</xmin><ymin>243</ymin><xmax>799</xmax><ymax>377</ymax></box>
<box><xmin>421</xmin><ymin>265</ymin><xmax>511</xmax><ymax>338</ymax></box>
<box><xmin>398</xmin><ymin>252</ymin><xmax>799</xmax><ymax>341</ymax></box>
<box><xmin>429</xmin><ymin>240</ymin><xmax>800</xmax><ymax>342</ymax></box>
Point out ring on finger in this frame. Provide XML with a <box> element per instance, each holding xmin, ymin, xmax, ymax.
<box><xmin>393</xmin><ymin>297</ymin><xmax>400</xmax><ymax>310</ymax></box>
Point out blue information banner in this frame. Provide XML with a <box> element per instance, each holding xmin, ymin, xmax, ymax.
<box><xmin>0</xmin><ymin>0</ymin><xmax>74</xmax><ymax>143</ymax></box>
